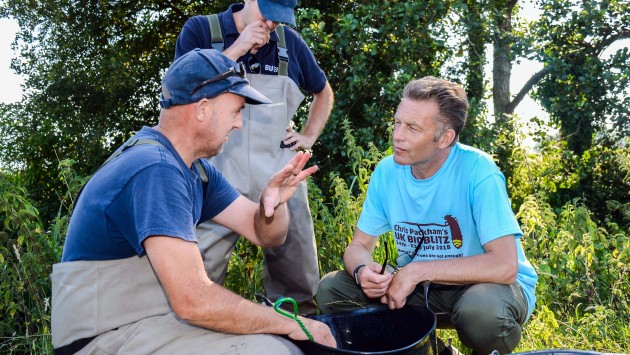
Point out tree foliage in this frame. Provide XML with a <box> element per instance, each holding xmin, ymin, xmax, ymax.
<box><xmin>1</xmin><ymin>0</ymin><xmax>628</xmax><ymax>222</ymax></box>
<box><xmin>296</xmin><ymin>0</ymin><xmax>452</xmax><ymax>180</ymax></box>
<box><xmin>528</xmin><ymin>0</ymin><xmax>630</xmax><ymax>154</ymax></box>
<box><xmin>0</xmin><ymin>0</ymin><xmax>232</xmax><ymax>222</ymax></box>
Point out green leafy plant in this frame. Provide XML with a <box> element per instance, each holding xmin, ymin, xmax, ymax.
<box><xmin>0</xmin><ymin>174</ymin><xmax>55</xmax><ymax>353</ymax></box>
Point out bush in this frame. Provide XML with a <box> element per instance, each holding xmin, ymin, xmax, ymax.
<box><xmin>0</xmin><ymin>173</ymin><xmax>55</xmax><ymax>353</ymax></box>
<box><xmin>0</xmin><ymin>160</ymin><xmax>82</xmax><ymax>353</ymax></box>
<box><xmin>515</xmin><ymin>196</ymin><xmax>630</xmax><ymax>353</ymax></box>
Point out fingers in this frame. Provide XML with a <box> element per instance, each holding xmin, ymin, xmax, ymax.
<box><xmin>262</xmin><ymin>196</ymin><xmax>278</xmax><ymax>218</ymax></box>
<box><xmin>281</xmin><ymin>163</ymin><xmax>318</xmax><ymax>186</ymax></box>
<box><xmin>295</xmin><ymin>165</ymin><xmax>319</xmax><ymax>181</ymax></box>
<box><xmin>380</xmin><ymin>294</ymin><xmax>404</xmax><ymax>310</ymax></box>
<box><xmin>259</xmin><ymin>152</ymin><xmax>318</xmax><ymax>217</ymax></box>
<box><xmin>282</xmin><ymin>135</ymin><xmax>301</xmax><ymax>151</ymax></box>
<box><xmin>301</xmin><ymin>319</ymin><xmax>337</xmax><ymax>348</ymax></box>
<box><xmin>282</xmin><ymin>134</ymin><xmax>298</xmax><ymax>150</ymax></box>
<box><xmin>242</xmin><ymin>20</ymin><xmax>271</xmax><ymax>51</ymax></box>
<box><xmin>286</xmin><ymin>151</ymin><xmax>311</xmax><ymax>176</ymax></box>
<box><xmin>383</xmin><ymin>294</ymin><xmax>406</xmax><ymax>309</ymax></box>
<box><xmin>283</xmin><ymin>131</ymin><xmax>315</xmax><ymax>151</ymax></box>
<box><xmin>364</xmin><ymin>283</ymin><xmax>390</xmax><ymax>298</ymax></box>
<box><xmin>360</xmin><ymin>263</ymin><xmax>392</xmax><ymax>298</ymax></box>
<box><xmin>380</xmin><ymin>273</ymin><xmax>414</xmax><ymax>309</ymax></box>
<box><xmin>227</xmin><ymin>20</ymin><xmax>271</xmax><ymax>57</ymax></box>
<box><xmin>267</xmin><ymin>152</ymin><xmax>316</xmax><ymax>190</ymax></box>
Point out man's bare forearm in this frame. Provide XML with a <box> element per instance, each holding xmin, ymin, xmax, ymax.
<box><xmin>301</xmin><ymin>82</ymin><xmax>334</xmax><ymax>144</ymax></box>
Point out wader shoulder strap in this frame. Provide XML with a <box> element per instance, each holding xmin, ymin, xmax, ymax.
<box><xmin>76</xmin><ymin>138</ymin><xmax>208</xmax><ymax>204</ymax></box>
<box><xmin>101</xmin><ymin>138</ymin><xmax>163</xmax><ymax>168</ymax></box>
<box><xmin>74</xmin><ymin>138</ymin><xmax>163</xmax><ymax>203</ymax></box>
<box><xmin>194</xmin><ymin>160</ymin><xmax>208</xmax><ymax>185</ymax></box>
<box><xmin>100</xmin><ymin>138</ymin><xmax>208</xmax><ymax>186</ymax></box>
<box><xmin>276</xmin><ymin>25</ymin><xmax>288</xmax><ymax>77</ymax></box>
<box><xmin>207</xmin><ymin>14</ymin><xmax>224</xmax><ymax>51</ymax></box>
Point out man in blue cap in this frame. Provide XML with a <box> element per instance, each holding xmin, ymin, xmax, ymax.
<box><xmin>175</xmin><ymin>0</ymin><xmax>334</xmax><ymax>316</ymax></box>
<box><xmin>51</xmin><ymin>48</ymin><xmax>336</xmax><ymax>354</ymax></box>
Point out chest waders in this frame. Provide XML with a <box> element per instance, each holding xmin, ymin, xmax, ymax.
<box><xmin>52</xmin><ymin>256</ymin><xmax>301</xmax><ymax>354</ymax></box>
<box><xmin>196</xmin><ymin>15</ymin><xmax>319</xmax><ymax>313</ymax></box>
<box><xmin>51</xmin><ymin>256</ymin><xmax>169</xmax><ymax>353</ymax></box>
<box><xmin>51</xmin><ymin>142</ymin><xmax>302</xmax><ymax>354</ymax></box>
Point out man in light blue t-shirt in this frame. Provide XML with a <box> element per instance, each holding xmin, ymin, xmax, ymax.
<box><xmin>317</xmin><ymin>76</ymin><xmax>538</xmax><ymax>355</ymax></box>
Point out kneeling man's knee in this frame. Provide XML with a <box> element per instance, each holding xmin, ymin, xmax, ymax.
<box><xmin>452</xmin><ymin>284</ymin><xmax>522</xmax><ymax>354</ymax></box>
<box><xmin>316</xmin><ymin>272</ymin><xmax>339</xmax><ymax>313</ymax></box>
<box><xmin>316</xmin><ymin>271</ymin><xmax>367</xmax><ymax>314</ymax></box>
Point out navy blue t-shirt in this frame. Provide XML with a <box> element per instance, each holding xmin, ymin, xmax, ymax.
<box><xmin>174</xmin><ymin>3</ymin><xmax>327</xmax><ymax>94</ymax></box>
<box><xmin>61</xmin><ymin>126</ymin><xmax>240</xmax><ymax>261</ymax></box>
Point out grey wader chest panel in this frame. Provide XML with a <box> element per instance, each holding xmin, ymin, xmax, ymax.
<box><xmin>197</xmin><ymin>14</ymin><xmax>319</xmax><ymax>307</ymax></box>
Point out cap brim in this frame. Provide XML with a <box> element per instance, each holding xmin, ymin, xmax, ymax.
<box><xmin>228</xmin><ymin>83</ymin><xmax>272</xmax><ymax>105</ymax></box>
<box><xmin>258</xmin><ymin>0</ymin><xmax>296</xmax><ymax>26</ymax></box>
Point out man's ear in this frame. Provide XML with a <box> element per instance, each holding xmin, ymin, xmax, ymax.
<box><xmin>439</xmin><ymin>129</ymin><xmax>456</xmax><ymax>148</ymax></box>
<box><xmin>195</xmin><ymin>99</ymin><xmax>211</xmax><ymax>122</ymax></box>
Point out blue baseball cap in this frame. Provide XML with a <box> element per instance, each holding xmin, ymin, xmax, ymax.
<box><xmin>258</xmin><ymin>0</ymin><xmax>297</xmax><ymax>27</ymax></box>
<box><xmin>159</xmin><ymin>48</ymin><xmax>271</xmax><ymax>108</ymax></box>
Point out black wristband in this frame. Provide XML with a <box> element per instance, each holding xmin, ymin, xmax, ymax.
<box><xmin>353</xmin><ymin>264</ymin><xmax>366</xmax><ymax>287</ymax></box>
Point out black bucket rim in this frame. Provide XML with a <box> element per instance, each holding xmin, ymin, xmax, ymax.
<box><xmin>298</xmin><ymin>303</ymin><xmax>437</xmax><ymax>354</ymax></box>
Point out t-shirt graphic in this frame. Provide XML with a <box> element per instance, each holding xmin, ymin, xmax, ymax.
<box><xmin>394</xmin><ymin>214</ymin><xmax>464</xmax><ymax>262</ymax></box>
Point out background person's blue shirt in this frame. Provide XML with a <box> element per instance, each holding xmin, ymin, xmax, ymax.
<box><xmin>174</xmin><ymin>4</ymin><xmax>327</xmax><ymax>94</ymax></box>
<box><xmin>61</xmin><ymin>126</ymin><xmax>239</xmax><ymax>262</ymax></box>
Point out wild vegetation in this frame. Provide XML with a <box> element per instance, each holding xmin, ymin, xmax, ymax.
<box><xmin>1</xmin><ymin>0</ymin><xmax>629</xmax><ymax>353</ymax></box>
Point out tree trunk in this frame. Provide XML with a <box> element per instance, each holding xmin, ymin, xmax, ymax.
<box><xmin>492</xmin><ymin>0</ymin><xmax>517</xmax><ymax>121</ymax></box>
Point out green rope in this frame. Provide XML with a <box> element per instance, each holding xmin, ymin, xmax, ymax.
<box><xmin>273</xmin><ymin>297</ymin><xmax>314</xmax><ymax>342</ymax></box>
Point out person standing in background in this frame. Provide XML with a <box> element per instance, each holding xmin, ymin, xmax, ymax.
<box><xmin>175</xmin><ymin>0</ymin><xmax>334</xmax><ymax>315</ymax></box>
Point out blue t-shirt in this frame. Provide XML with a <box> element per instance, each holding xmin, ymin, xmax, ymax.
<box><xmin>174</xmin><ymin>4</ymin><xmax>327</xmax><ymax>94</ymax></box>
<box><xmin>358</xmin><ymin>143</ymin><xmax>538</xmax><ymax>319</ymax></box>
<box><xmin>61</xmin><ymin>126</ymin><xmax>240</xmax><ymax>262</ymax></box>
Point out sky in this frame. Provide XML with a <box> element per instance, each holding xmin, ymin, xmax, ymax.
<box><xmin>1</xmin><ymin>17</ymin><xmax>23</xmax><ymax>104</ymax></box>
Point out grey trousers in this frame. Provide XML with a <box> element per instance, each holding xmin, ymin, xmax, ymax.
<box><xmin>316</xmin><ymin>270</ymin><xmax>528</xmax><ymax>355</ymax></box>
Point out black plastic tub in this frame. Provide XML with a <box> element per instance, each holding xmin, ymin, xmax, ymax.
<box><xmin>294</xmin><ymin>304</ymin><xmax>437</xmax><ymax>355</ymax></box>
<box><xmin>292</xmin><ymin>282</ymin><xmax>437</xmax><ymax>355</ymax></box>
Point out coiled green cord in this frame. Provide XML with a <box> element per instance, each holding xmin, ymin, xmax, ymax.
<box><xmin>273</xmin><ymin>297</ymin><xmax>314</xmax><ymax>342</ymax></box>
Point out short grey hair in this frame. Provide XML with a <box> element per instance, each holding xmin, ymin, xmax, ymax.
<box><xmin>402</xmin><ymin>76</ymin><xmax>468</xmax><ymax>145</ymax></box>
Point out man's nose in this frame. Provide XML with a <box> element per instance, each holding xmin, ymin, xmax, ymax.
<box><xmin>393</xmin><ymin>126</ymin><xmax>403</xmax><ymax>141</ymax></box>
<box><xmin>233</xmin><ymin>114</ymin><xmax>243</xmax><ymax>129</ymax></box>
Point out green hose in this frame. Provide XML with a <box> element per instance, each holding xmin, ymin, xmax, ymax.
<box><xmin>273</xmin><ymin>297</ymin><xmax>314</xmax><ymax>342</ymax></box>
